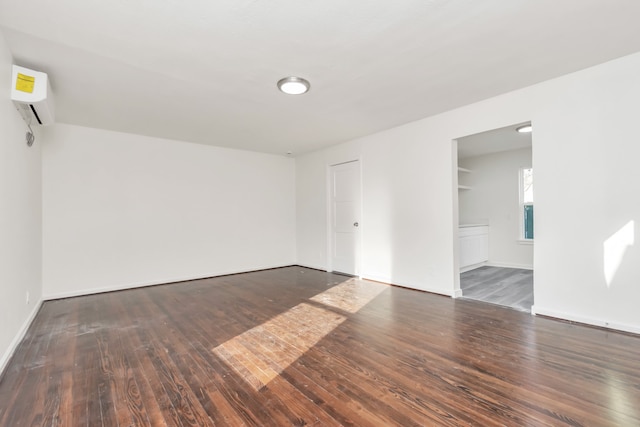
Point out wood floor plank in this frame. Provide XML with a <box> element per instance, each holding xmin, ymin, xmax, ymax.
<box><xmin>1</xmin><ymin>266</ymin><xmax>640</xmax><ymax>426</ymax></box>
<box><xmin>138</xmin><ymin>289</ymin><xmax>291</xmax><ymax>426</ymax></box>
<box><xmin>144</xmin><ymin>286</ymin><xmax>339</xmax><ymax>427</ymax></box>
<box><xmin>132</xmin><ymin>297</ymin><xmax>215</xmax><ymax>426</ymax></box>
<box><xmin>70</xmin><ymin>297</ymin><xmax>103</xmax><ymax>426</ymax></box>
<box><xmin>104</xmin><ymin>291</ymin><xmax>177</xmax><ymax>426</ymax></box>
<box><xmin>0</xmin><ymin>303</ymin><xmax>56</xmax><ymax>425</ymax></box>
<box><xmin>351</xmin><ymin>296</ymin><xmax>622</xmax><ymax>424</ymax></box>
<box><xmin>238</xmin><ymin>328</ymin><xmax>384</xmax><ymax>427</ymax></box>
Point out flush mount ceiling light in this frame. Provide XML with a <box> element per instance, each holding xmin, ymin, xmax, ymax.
<box><xmin>277</xmin><ymin>76</ymin><xmax>310</xmax><ymax>95</ymax></box>
<box><xmin>516</xmin><ymin>124</ymin><xmax>533</xmax><ymax>133</ymax></box>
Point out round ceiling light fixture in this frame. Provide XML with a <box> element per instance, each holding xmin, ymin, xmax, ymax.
<box><xmin>277</xmin><ymin>76</ymin><xmax>310</xmax><ymax>95</ymax></box>
<box><xmin>516</xmin><ymin>124</ymin><xmax>533</xmax><ymax>133</ymax></box>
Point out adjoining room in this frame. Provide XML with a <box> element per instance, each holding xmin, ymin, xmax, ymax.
<box><xmin>2</xmin><ymin>1</ymin><xmax>640</xmax><ymax>425</ymax></box>
<box><xmin>456</xmin><ymin>123</ymin><xmax>534</xmax><ymax>312</ymax></box>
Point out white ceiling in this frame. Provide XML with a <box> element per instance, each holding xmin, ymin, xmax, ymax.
<box><xmin>2</xmin><ymin>0</ymin><xmax>640</xmax><ymax>156</ymax></box>
<box><xmin>457</xmin><ymin>123</ymin><xmax>532</xmax><ymax>159</ymax></box>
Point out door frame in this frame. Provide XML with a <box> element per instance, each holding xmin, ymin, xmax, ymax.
<box><xmin>452</xmin><ymin>122</ymin><xmax>535</xmax><ymax>308</ymax></box>
<box><xmin>452</xmin><ymin>139</ymin><xmax>463</xmax><ymax>297</ymax></box>
<box><xmin>326</xmin><ymin>158</ymin><xmax>363</xmax><ymax>276</ymax></box>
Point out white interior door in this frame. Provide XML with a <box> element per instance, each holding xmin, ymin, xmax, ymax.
<box><xmin>330</xmin><ymin>161</ymin><xmax>361</xmax><ymax>275</ymax></box>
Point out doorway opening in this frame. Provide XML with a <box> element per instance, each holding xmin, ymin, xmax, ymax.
<box><xmin>454</xmin><ymin>123</ymin><xmax>534</xmax><ymax>312</ymax></box>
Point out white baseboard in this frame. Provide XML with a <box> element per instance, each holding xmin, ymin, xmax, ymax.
<box><xmin>43</xmin><ymin>264</ymin><xmax>293</xmax><ymax>301</ymax></box>
<box><xmin>295</xmin><ymin>263</ymin><xmax>329</xmax><ymax>272</ymax></box>
<box><xmin>485</xmin><ymin>262</ymin><xmax>533</xmax><ymax>270</ymax></box>
<box><xmin>0</xmin><ymin>298</ymin><xmax>43</xmax><ymax>376</ymax></box>
<box><xmin>360</xmin><ymin>273</ymin><xmax>455</xmax><ymax>297</ymax></box>
<box><xmin>292</xmin><ymin>266</ymin><xmax>457</xmax><ymax>298</ymax></box>
<box><xmin>294</xmin><ymin>266</ymin><xmax>456</xmax><ymax>299</ymax></box>
<box><xmin>531</xmin><ymin>305</ymin><xmax>640</xmax><ymax>335</ymax></box>
<box><xmin>459</xmin><ymin>262</ymin><xmax>487</xmax><ymax>273</ymax></box>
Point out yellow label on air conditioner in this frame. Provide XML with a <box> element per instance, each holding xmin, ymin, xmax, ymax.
<box><xmin>16</xmin><ymin>73</ymin><xmax>36</xmax><ymax>93</ymax></box>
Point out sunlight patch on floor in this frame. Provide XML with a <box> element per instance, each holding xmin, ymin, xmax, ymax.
<box><xmin>212</xmin><ymin>278</ymin><xmax>387</xmax><ymax>390</ymax></box>
<box><xmin>310</xmin><ymin>278</ymin><xmax>388</xmax><ymax>313</ymax></box>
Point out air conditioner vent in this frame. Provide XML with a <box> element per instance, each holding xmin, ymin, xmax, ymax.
<box><xmin>11</xmin><ymin>65</ymin><xmax>55</xmax><ymax>126</ymax></box>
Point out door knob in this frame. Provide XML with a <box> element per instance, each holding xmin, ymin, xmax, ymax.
<box><xmin>353</xmin><ymin>222</ymin><xmax>359</xmax><ymax>227</ymax></box>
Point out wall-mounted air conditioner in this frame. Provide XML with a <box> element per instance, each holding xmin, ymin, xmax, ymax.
<box><xmin>11</xmin><ymin>65</ymin><xmax>55</xmax><ymax>126</ymax></box>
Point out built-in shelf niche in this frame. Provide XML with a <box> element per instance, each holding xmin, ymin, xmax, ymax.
<box><xmin>458</xmin><ymin>167</ymin><xmax>471</xmax><ymax>190</ymax></box>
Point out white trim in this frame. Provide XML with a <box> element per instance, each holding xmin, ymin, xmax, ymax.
<box><xmin>325</xmin><ymin>163</ymin><xmax>333</xmax><ymax>273</ymax></box>
<box><xmin>459</xmin><ymin>261</ymin><xmax>488</xmax><ymax>273</ymax></box>
<box><xmin>452</xmin><ymin>139</ymin><xmax>462</xmax><ymax>303</ymax></box>
<box><xmin>485</xmin><ymin>262</ymin><xmax>534</xmax><ymax>270</ymax></box>
<box><xmin>0</xmin><ymin>298</ymin><xmax>43</xmax><ymax>376</ymax></box>
<box><xmin>43</xmin><ymin>264</ymin><xmax>292</xmax><ymax>300</ymax></box>
<box><xmin>517</xmin><ymin>239</ymin><xmax>534</xmax><ymax>245</ymax></box>
<box><xmin>326</xmin><ymin>158</ymin><xmax>362</xmax><ymax>277</ymax></box>
<box><xmin>361</xmin><ymin>273</ymin><xmax>455</xmax><ymax>297</ymax></box>
<box><xmin>531</xmin><ymin>305</ymin><xmax>640</xmax><ymax>335</ymax></box>
<box><xmin>295</xmin><ymin>263</ymin><xmax>328</xmax><ymax>272</ymax></box>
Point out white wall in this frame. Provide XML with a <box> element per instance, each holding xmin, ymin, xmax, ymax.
<box><xmin>0</xmin><ymin>32</ymin><xmax>43</xmax><ymax>372</ymax></box>
<box><xmin>459</xmin><ymin>148</ymin><xmax>533</xmax><ymax>269</ymax></box>
<box><xmin>297</xmin><ymin>51</ymin><xmax>640</xmax><ymax>333</ymax></box>
<box><xmin>42</xmin><ymin>124</ymin><xmax>296</xmax><ymax>298</ymax></box>
<box><xmin>297</xmin><ymin>121</ymin><xmax>456</xmax><ymax>294</ymax></box>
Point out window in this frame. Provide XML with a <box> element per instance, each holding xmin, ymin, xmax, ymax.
<box><xmin>519</xmin><ymin>168</ymin><xmax>533</xmax><ymax>240</ymax></box>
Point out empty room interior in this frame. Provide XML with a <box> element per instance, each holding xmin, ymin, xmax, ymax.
<box><xmin>1</xmin><ymin>1</ymin><xmax>640</xmax><ymax>426</ymax></box>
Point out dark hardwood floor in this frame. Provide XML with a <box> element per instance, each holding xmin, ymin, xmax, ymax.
<box><xmin>1</xmin><ymin>267</ymin><xmax>639</xmax><ymax>426</ymax></box>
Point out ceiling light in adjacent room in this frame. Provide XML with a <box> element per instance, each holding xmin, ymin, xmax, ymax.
<box><xmin>516</xmin><ymin>124</ymin><xmax>533</xmax><ymax>133</ymax></box>
<box><xmin>277</xmin><ymin>76</ymin><xmax>310</xmax><ymax>95</ymax></box>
